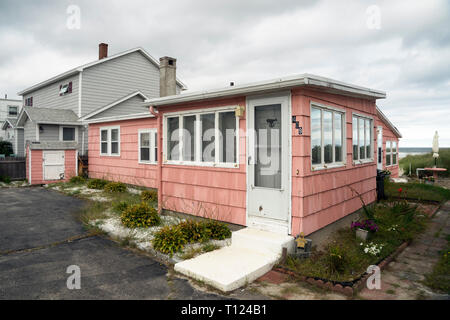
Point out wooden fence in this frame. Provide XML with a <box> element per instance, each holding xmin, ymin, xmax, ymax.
<box><xmin>0</xmin><ymin>157</ymin><xmax>26</xmax><ymax>180</ymax></box>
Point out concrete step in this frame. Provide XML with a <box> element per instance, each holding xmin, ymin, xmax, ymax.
<box><xmin>174</xmin><ymin>228</ymin><xmax>295</xmax><ymax>292</ymax></box>
<box><xmin>232</xmin><ymin>228</ymin><xmax>295</xmax><ymax>255</ymax></box>
<box><xmin>174</xmin><ymin>246</ymin><xmax>279</xmax><ymax>292</ymax></box>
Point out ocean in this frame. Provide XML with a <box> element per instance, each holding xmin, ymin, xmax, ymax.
<box><xmin>398</xmin><ymin>147</ymin><xmax>432</xmax><ymax>159</ymax></box>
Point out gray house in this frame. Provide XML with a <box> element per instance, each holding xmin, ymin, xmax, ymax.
<box><xmin>16</xmin><ymin>43</ymin><xmax>186</xmax><ymax>158</ymax></box>
<box><xmin>0</xmin><ymin>97</ymin><xmax>22</xmax><ymax>155</ymax></box>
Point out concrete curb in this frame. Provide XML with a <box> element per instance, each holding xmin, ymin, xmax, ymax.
<box><xmin>274</xmin><ymin>240</ymin><xmax>411</xmax><ymax>297</ymax></box>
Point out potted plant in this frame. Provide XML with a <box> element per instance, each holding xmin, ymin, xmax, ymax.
<box><xmin>351</xmin><ymin>219</ymin><xmax>379</xmax><ymax>241</ymax></box>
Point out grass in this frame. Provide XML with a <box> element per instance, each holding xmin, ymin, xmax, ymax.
<box><xmin>384</xmin><ymin>179</ymin><xmax>450</xmax><ymax>203</ymax></box>
<box><xmin>423</xmin><ymin>237</ymin><xmax>450</xmax><ymax>294</ymax></box>
<box><xmin>400</xmin><ymin>148</ymin><xmax>449</xmax><ymax>177</ymax></box>
<box><xmin>283</xmin><ymin>201</ymin><xmax>428</xmax><ymax>282</ymax></box>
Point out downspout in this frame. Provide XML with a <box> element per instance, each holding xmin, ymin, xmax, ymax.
<box><xmin>149</xmin><ymin>106</ymin><xmax>163</xmax><ymax>213</ymax></box>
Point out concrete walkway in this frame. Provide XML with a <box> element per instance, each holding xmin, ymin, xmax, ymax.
<box><xmin>359</xmin><ymin>201</ymin><xmax>450</xmax><ymax>300</ymax></box>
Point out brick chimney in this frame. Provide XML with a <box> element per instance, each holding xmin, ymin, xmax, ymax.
<box><xmin>159</xmin><ymin>56</ymin><xmax>177</xmax><ymax>97</ymax></box>
<box><xmin>99</xmin><ymin>43</ymin><xmax>108</xmax><ymax>60</ymax></box>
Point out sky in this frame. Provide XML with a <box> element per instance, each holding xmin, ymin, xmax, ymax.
<box><xmin>0</xmin><ymin>0</ymin><xmax>448</xmax><ymax>147</ymax></box>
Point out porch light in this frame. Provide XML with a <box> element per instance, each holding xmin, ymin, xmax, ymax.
<box><xmin>235</xmin><ymin>106</ymin><xmax>245</xmax><ymax>118</ymax></box>
<box><xmin>39</xmin><ymin>125</ymin><xmax>44</xmax><ymax>133</ymax></box>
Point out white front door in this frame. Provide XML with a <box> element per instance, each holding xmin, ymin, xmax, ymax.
<box><xmin>43</xmin><ymin>151</ymin><xmax>65</xmax><ymax>180</ymax></box>
<box><xmin>247</xmin><ymin>94</ymin><xmax>290</xmax><ymax>234</ymax></box>
<box><xmin>377</xmin><ymin>126</ymin><xmax>383</xmax><ymax>170</ymax></box>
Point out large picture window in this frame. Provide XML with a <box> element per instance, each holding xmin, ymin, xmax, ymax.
<box><xmin>311</xmin><ymin>105</ymin><xmax>345</xmax><ymax>168</ymax></box>
<box><xmin>352</xmin><ymin>115</ymin><xmax>373</xmax><ymax>162</ymax></box>
<box><xmin>139</xmin><ymin>129</ymin><xmax>157</xmax><ymax>164</ymax></box>
<box><xmin>100</xmin><ymin>126</ymin><xmax>120</xmax><ymax>156</ymax></box>
<box><xmin>165</xmin><ymin>108</ymin><xmax>239</xmax><ymax>167</ymax></box>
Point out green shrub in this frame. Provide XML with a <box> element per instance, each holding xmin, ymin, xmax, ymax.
<box><xmin>70</xmin><ymin>176</ymin><xmax>86</xmax><ymax>184</ymax></box>
<box><xmin>141</xmin><ymin>190</ymin><xmax>158</xmax><ymax>202</ymax></box>
<box><xmin>112</xmin><ymin>200</ymin><xmax>129</xmax><ymax>214</ymax></box>
<box><xmin>87</xmin><ymin>178</ymin><xmax>108</xmax><ymax>190</ymax></box>
<box><xmin>0</xmin><ymin>176</ymin><xmax>11</xmax><ymax>184</ymax></box>
<box><xmin>205</xmin><ymin>220</ymin><xmax>232</xmax><ymax>240</ymax></box>
<box><xmin>104</xmin><ymin>182</ymin><xmax>127</xmax><ymax>193</ymax></box>
<box><xmin>121</xmin><ymin>202</ymin><xmax>161</xmax><ymax>228</ymax></box>
<box><xmin>179</xmin><ymin>220</ymin><xmax>210</xmax><ymax>243</ymax></box>
<box><xmin>324</xmin><ymin>243</ymin><xmax>348</xmax><ymax>274</ymax></box>
<box><xmin>152</xmin><ymin>225</ymin><xmax>187</xmax><ymax>256</ymax></box>
<box><xmin>0</xmin><ymin>141</ymin><xmax>13</xmax><ymax>156</ymax></box>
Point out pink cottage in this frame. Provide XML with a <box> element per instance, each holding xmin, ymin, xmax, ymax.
<box><xmin>86</xmin><ymin>71</ymin><xmax>401</xmax><ymax>238</ymax></box>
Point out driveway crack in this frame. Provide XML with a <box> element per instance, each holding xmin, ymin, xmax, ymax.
<box><xmin>0</xmin><ymin>232</ymin><xmax>99</xmax><ymax>256</ymax></box>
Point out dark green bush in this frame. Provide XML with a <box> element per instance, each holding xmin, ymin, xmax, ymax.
<box><xmin>87</xmin><ymin>178</ymin><xmax>108</xmax><ymax>190</ymax></box>
<box><xmin>69</xmin><ymin>176</ymin><xmax>86</xmax><ymax>184</ymax></box>
<box><xmin>104</xmin><ymin>182</ymin><xmax>127</xmax><ymax>193</ymax></box>
<box><xmin>179</xmin><ymin>220</ymin><xmax>210</xmax><ymax>243</ymax></box>
<box><xmin>0</xmin><ymin>175</ymin><xmax>11</xmax><ymax>184</ymax></box>
<box><xmin>152</xmin><ymin>225</ymin><xmax>187</xmax><ymax>256</ymax></box>
<box><xmin>141</xmin><ymin>190</ymin><xmax>158</xmax><ymax>202</ymax></box>
<box><xmin>205</xmin><ymin>220</ymin><xmax>232</xmax><ymax>240</ymax></box>
<box><xmin>0</xmin><ymin>141</ymin><xmax>13</xmax><ymax>156</ymax></box>
<box><xmin>121</xmin><ymin>202</ymin><xmax>161</xmax><ymax>228</ymax></box>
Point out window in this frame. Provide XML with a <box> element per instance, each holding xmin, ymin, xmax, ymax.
<box><xmin>311</xmin><ymin>105</ymin><xmax>345</xmax><ymax>168</ymax></box>
<box><xmin>25</xmin><ymin>97</ymin><xmax>33</xmax><ymax>106</ymax></box>
<box><xmin>59</xmin><ymin>82</ymin><xmax>72</xmax><ymax>96</ymax></box>
<box><xmin>385</xmin><ymin>140</ymin><xmax>398</xmax><ymax>166</ymax></box>
<box><xmin>62</xmin><ymin>127</ymin><xmax>76</xmax><ymax>141</ymax></box>
<box><xmin>164</xmin><ymin>107</ymin><xmax>239</xmax><ymax>166</ymax></box>
<box><xmin>8</xmin><ymin>106</ymin><xmax>18</xmax><ymax>117</ymax></box>
<box><xmin>139</xmin><ymin>129</ymin><xmax>157</xmax><ymax>164</ymax></box>
<box><xmin>352</xmin><ymin>115</ymin><xmax>373</xmax><ymax>162</ymax></box>
<box><xmin>100</xmin><ymin>126</ymin><xmax>120</xmax><ymax>156</ymax></box>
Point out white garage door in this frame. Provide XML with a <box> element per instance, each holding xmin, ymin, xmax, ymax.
<box><xmin>43</xmin><ymin>151</ymin><xmax>65</xmax><ymax>181</ymax></box>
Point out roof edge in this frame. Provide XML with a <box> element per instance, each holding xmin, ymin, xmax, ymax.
<box><xmin>376</xmin><ymin>106</ymin><xmax>402</xmax><ymax>138</ymax></box>
<box><xmin>17</xmin><ymin>47</ymin><xmax>187</xmax><ymax>95</ymax></box>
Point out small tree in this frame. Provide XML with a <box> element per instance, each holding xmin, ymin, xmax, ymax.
<box><xmin>0</xmin><ymin>141</ymin><xmax>13</xmax><ymax>156</ymax></box>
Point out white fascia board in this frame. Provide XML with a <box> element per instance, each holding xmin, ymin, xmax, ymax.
<box><xmin>142</xmin><ymin>73</ymin><xmax>386</xmax><ymax>107</ymax></box>
<box><xmin>83</xmin><ymin>112</ymin><xmax>154</xmax><ymax>125</ymax></box>
<box><xmin>36</xmin><ymin>121</ymin><xmax>83</xmax><ymax>126</ymax></box>
<box><xmin>80</xmin><ymin>91</ymin><xmax>150</xmax><ymax>121</ymax></box>
<box><xmin>16</xmin><ymin>108</ymin><xmax>30</xmax><ymax>127</ymax></box>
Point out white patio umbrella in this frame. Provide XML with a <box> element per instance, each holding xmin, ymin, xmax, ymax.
<box><xmin>432</xmin><ymin>131</ymin><xmax>439</xmax><ymax>167</ymax></box>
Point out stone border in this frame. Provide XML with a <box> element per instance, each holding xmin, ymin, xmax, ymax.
<box><xmin>274</xmin><ymin>241</ymin><xmax>411</xmax><ymax>297</ymax></box>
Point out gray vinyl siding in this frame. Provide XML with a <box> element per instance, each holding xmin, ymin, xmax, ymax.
<box><xmin>16</xmin><ymin>128</ymin><xmax>24</xmax><ymax>156</ymax></box>
<box><xmin>89</xmin><ymin>95</ymin><xmax>147</xmax><ymax>120</ymax></box>
<box><xmin>81</xmin><ymin>51</ymin><xmax>161</xmax><ymax>117</ymax></box>
<box><xmin>24</xmin><ymin>119</ymin><xmax>36</xmax><ymax>144</ymax></box>
<box><xmin>39</xmin><ymin>124</ymin><xmax>60</xmax><ymax>141</ymax></box>
<box><xmin>23</xmin><ymin>73</ymin><xmax>79</xmax><ymax>114</ymax></box>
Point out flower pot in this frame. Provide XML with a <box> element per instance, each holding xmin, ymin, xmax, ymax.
<box><xmin>356</xmin><ymin>228</ymin><xmax>369</xmax><ymax>241</ymax></box>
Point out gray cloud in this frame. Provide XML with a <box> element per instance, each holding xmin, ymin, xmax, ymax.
<box><xmin>0</xmin><ymin>0</ymin><xmax>449</xmax><ymax>147</ymax></box>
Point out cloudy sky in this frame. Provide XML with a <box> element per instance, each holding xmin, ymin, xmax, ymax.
<box><xmin>0</xmin><ymin>0</ymin><xmax>448</xmax><ymax>147</ymax></box>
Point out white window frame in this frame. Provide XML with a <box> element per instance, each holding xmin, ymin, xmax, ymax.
<box><xmin>310</xmin><ymin>103</ymin><xmax>346</xmax><ymax>171</ymax></box>
<box><xmin>352</xmin><ymin>113</ymin><xmax>374</xmax><ymax>164</ymax></box>
<box><xmin>138</xmin><ymin>128</ymin><xmax>157</xmax><ymax>164</ymax></box>
<box><xmin>59</xmin><ymin>126</ymin><xmax>79</xmax><ymax>142</ymax></box>
<box><xmin>8</xmin><ymin>106</ymin><xmax>18</xmax><ymax>117</ymax></box>
<box><xmin>163</xmin><ymin>106</ymin><xmax>240</xmax><ymax>168</ymax></box>
<box><xmin>99</xmin><ymin>126</ymin><xmax>120</xmax><ymax>157</ymax></box>
<box><xmin>385</xmin><ymin>140</ymin><xmax>398</xmax><ymax>167</ymax></box>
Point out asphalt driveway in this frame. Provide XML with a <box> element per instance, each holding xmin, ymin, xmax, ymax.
<box><xmin>0</xmin><ymin>187</ymin><xmax>221</xmax><ymax>299</ymax></box>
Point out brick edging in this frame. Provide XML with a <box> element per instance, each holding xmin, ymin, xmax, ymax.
<box><xmin>274</xmin><ymin>241</ymin><xmax>410</xmax><ymax>297</ymax></box>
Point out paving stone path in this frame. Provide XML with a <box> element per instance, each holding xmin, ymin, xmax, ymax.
<box><xmin>359</xmin><ymin>201</ymin><xmax>450</xmax><ymax>300</ymax></box>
